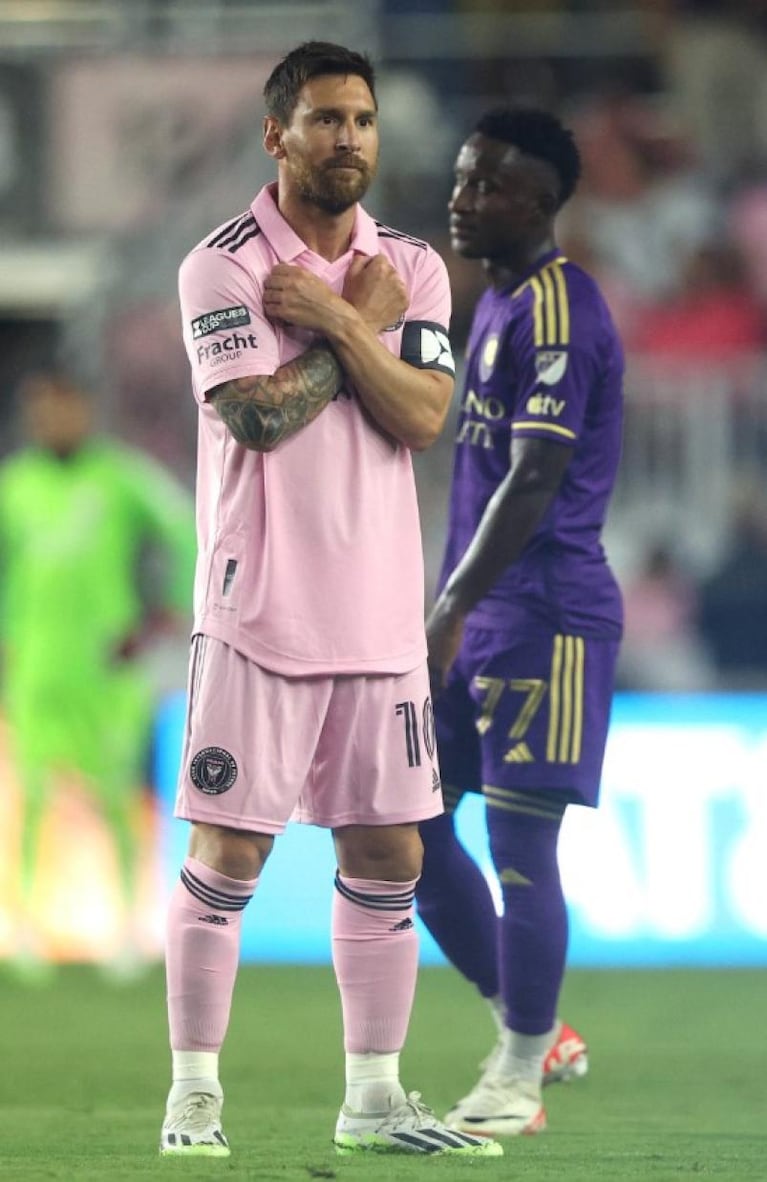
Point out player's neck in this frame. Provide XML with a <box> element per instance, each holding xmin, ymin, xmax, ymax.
<box><xmin>484</xmin><ymin>236</ymin><xmax>557</xmax><ymax>291</ymax></box>
<box><xmin>277</xmin><ymin>190</ymin><xmax>357</xmax><ymax>262</ymax></box>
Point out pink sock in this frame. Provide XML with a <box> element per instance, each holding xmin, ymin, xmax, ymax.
<box><xmin>332</xmin><ymin>872</ymin><xmax>419</xmax><ymax>1053</ymax></box>
<box><xmin>166</xmin><ymin>856</ymin><xmax>258</xmax><ymax>1052</ymax></box>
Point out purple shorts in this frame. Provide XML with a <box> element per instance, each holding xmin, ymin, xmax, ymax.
<box><xmin>436</xmin><ymin>622</ymin><xmax>619</xmax><ymax>808</ymax></box>
<box><xmin>175</xmin><ymin>635</ymin><xmax>444</xmax><ymax>833</ymax></box>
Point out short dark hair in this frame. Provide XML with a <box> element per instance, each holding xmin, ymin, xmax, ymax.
<box><xmin>475</xmin><ymin>107</ymin><xmax>581</xmax><ymax>207</ymax></box>
<box><xmin>263</xmin><ymin>41</ymin><xmax>377</xmax><ymax>124</ymax></box>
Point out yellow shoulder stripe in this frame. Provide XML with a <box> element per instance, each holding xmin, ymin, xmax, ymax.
<box><xmin>525</xmin><ymin>259</ymin><xmax>570</xmax><ymax>347</ymax></box>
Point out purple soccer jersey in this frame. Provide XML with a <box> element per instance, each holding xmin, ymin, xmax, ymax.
<box><xmin>435</xmin><ymin>250</ymin><xmax>624</xmax><ymax>805</ymax></box>
<box><xmin>438</xmin><ymin>249</ymin><xmax>623</xmax><ymax>638</ymax></box>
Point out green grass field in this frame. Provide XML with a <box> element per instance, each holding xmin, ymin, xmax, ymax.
<box><xmin>0</xmin><ymin>963</ymin><xmax>764</xmax><ymax>1181</ymax></box>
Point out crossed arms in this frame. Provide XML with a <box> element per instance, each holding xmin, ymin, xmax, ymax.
<box><xmin>209</xmin><ymin>256</ymin><xmax>453</xmax><ymax>453</ymax></box>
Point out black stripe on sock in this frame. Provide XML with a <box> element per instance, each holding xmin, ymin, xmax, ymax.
<box><xmin>334</xmin><ymin>871</ymin><xmax>414</xmax><ymax>911</ymax></box>
<box><xmin>180</xmin><ymin>867</ymin><xmax>252</xmax><ymax>912</ymax></box>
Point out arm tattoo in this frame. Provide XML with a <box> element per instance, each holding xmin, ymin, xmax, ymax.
<box><xmin>209</xmin><ymin>345</ymin><xmax>343</xmax><ymax>451</ymax></box>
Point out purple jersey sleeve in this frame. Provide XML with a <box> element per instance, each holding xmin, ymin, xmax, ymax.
<box><xmin>509</xmin><ymin>263</ymin><xmax>602</xmax><ymax>447</ymax></box>
<box><xmin>179</xmin><ymin>248</ymin><xmax>280</xmax><ymax>404</ymax></box>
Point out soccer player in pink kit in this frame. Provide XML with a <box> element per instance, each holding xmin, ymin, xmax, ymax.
<box><xmin>160</xmin><ymin>42</ymin><xmax>502</xmax><ymax>1159</ymax></box>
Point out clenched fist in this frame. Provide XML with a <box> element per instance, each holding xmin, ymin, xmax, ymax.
<box><xmin>342</xmin><ymin>254</ymin><xmax>408</xmax><ymax>334</ymax></box>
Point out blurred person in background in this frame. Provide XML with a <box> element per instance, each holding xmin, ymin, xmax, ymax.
<box><xmin>658</xmin><ymin>0</ymin><xmax>767</xmax><ymax>188</ymax></box>
<box><xmin>416</xmin><ymin>107</ymin><xmax>623</xmax><ymax>1137</ymax></box>
<box><xmin>698</xmin><ymin>477</ymin><xmax>767</xmax><ymax>687</ymax></box>
<box><xmin>0</xmin><ymin>373</ymin><xmax>196</xmax><ymax>979</ymax></box>
<box><xmin>628</xmin><ymin>242</ymin><xmax>766</xmax><ymax>364</ymax></box>
<box><xmin>162</xmin><ymin>40</ymin><xmax>501</xmax><ymax>1161</ymax></box>
<box><xmin>558</xmin><ymin>91</ymin><xmax>721</xmax><ymax>340</ymax></box>
<box><xmin>617</xmin><ymin>538</ymin><xmax>714</xmax><ymax>691</ymax></box>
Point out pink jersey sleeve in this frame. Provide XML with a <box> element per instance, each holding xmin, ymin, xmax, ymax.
<box><xmin>399</xmin><ymin>246</ymin><xmax>455</xmax><ymax>378</ymax></box>
<box><xmin>178</xmin><ymin>247</ymin><xmax>280</xmax><ymax>403</ymax></box>
<box><xmin>409</xmin><ymin>245</ymin><xmax>452</xmax><ymax>327</ymax></box>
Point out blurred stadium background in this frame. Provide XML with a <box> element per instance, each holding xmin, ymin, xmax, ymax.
<box><xmin>0</xmin><ymin>0</ymin><xmax>766</xmax><ymax>978</ymax></box>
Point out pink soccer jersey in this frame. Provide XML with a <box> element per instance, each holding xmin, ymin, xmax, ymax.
<box><xmin>178</xmin><ymin>183</ymin><xmax>454</xmax><ymax>676</ymax></box>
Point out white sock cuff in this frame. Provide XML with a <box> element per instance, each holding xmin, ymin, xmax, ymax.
<box><xmin>172</xmin><ymin>1050</ymin><xmax>220</xmax><ymax>1082</ymax></box>
<box><xmin>345</xmin><ymin>1050</ymin><xmax>400</xmax><ymax>1084</ymax></box>
<box><xmin>510</xmin><ymin>1030</ymin><xmax>553</xmax><ymax>1060</ymax></box>
<box><xmin>497</xmin><ymin>1028</ymin><xmax>553</xmax><ymax>1083</ymax></box>
<box><xmin>344</xmin><ymin>1052</ymin><xmax>404</xmax><ymax>1114</ymax></box>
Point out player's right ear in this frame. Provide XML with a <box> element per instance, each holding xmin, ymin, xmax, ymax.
<box><xmin>263</xmin><ymin>116</ymin><xmax>286</xmax><ymax>159</ymax></box>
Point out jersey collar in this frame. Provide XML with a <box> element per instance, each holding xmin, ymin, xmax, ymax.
<box><xmin>252</xmin><ymin>183</ymin><xmax>379</xmax><ymax>263</ymax></box>
<box><xmin>508</xmin><ymin>247</ymin><xmax>567</xmax><ymax>296</ymax></box>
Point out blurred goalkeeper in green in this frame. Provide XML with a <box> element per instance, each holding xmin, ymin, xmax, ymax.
<box><xmin>0</xmin><ymin>373</ymin><xmax>196</xmax><ymax>974</ymax></box>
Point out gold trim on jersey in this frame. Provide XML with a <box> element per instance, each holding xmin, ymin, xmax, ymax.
<box><xmin>552</xmin><ymin>263</ymin><xmax>570</xmax><ymax>344</ymax></box>
<box><xmin>512</xmin><ymin>421</ymin><xmax>576</xmax><ymax>440</ymax></box>
<box><xmin>546</xmin><ymin>634</ymin><xmax>585</xmax><ymax>764</ymax></box>
<box><xmin>522</xmin><ymin>256</ymin><xmax>569</xmax><ymax>347</ymax></box>
<box><xmin>530</xmin><ymin>276</ymin><xmax>544</xmax><ymax>345</ymax></box>
<box><xmin>483</xmin><ymin>784</ymin><xmax>566</xmax><ymax>821</ymax></box>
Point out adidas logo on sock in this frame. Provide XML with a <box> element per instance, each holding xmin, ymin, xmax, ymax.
<box><xmin>389</xmin><ymin>917</ymin><xmax>414</xmax><ymax>932</ymax></box>
<box><xmin>198</xmin><ymin>914</ymin><xmax>229</xmax><ymax>925</ymax></box>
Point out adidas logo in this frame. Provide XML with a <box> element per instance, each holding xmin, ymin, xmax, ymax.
<box><xmin>198</xmin><ymin>914</ymin><xmax>229</xmax><ymax>926</ymax></box>
<box><xmin>389</xmin><ymin>917</ymin><xmax>414</xmax><ymax>932</ymax></box>
<box><xmin>432</xmin><ymin>769</ymin><xmax>442</xmax><ymax>793</ymax></box>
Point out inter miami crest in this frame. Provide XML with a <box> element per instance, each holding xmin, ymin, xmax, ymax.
<box><xmin>190</xmin><ymin>746</ymin><xmax>238</xmax><ymax>795</ymax></box>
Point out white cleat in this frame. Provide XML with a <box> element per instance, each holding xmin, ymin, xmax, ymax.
<box><xmin>334</xmin><ymin>1090</ymin><xmax>503</xmax><ymax>1156</ymax></box>
<box><xmin>476</xmin><ymin>1020</ymin><xmax>589</xmax><ymax>1088</ymax></box>
<box><xmin>445</xmin><ymin>1075</ymin><xmax>546</xmax><ymax>1138</ymax></box>
<box><xmin>159</xmin><ymin>1080</ymin><xmax>230</xmax><ymax>1157</ymax></box>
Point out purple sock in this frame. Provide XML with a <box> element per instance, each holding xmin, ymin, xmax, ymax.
<box><xmin>488</xmin><ymin>804</ymin><xmax>568</xmax><ymax>1035</ymax></box>
<box><xmin>416</xmin><ymin>811</ymin><xmax>498</xmax><ymax>997</ymax></box>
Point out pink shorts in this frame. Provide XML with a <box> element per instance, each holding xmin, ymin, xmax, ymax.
<box><xmin>175</xmin><ymin>635</ymin><xmax>444</xmax><ymax>833</ymax></box>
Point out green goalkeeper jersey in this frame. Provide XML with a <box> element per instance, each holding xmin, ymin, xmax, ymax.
<box><xmin>0</xmin><ymin>439</ymin><xmax>196</xmax><ymax>690</ymax></box>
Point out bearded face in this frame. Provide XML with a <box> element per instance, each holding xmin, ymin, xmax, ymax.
<box><xmin>273</xmin><ymin>74</ymin><xmax>379</xmax><ymax>216</ymax></box>
<box><xmin>287</xmin><ymin>152</ymin><xmax>375</xmax><ymax>214</ymax></box>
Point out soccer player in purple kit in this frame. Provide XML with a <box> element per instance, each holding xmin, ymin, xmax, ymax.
<box><xmin>416</xmin><ymin>107</ymin><xmax>624</xmax><ymax>1137</ymax></box>
<box><xmin>159</xmin><ymin>41</ymin><xmax>501</xmax><ymax>1159</ymax></box>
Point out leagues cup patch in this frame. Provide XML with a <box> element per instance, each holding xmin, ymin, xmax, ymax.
<box><xmin>190</xmin><ymin>746</ymin><xmax>238</xmax><ymax>795</ymax></box>
<box><xmin>191</xmin><ymin>305</ymin><xmax>251</xmax><ymax>340</ymax></box>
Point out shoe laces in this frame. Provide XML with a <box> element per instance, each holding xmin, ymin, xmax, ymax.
<box><xmin>380</xmin><ymin>1091</ymin><xmax>441</xmax><ymax>1132</ymax></box>
<box><xmin>165</xmin><ymin>1091</ymin><xmax>221</xmax><ymax>1134</ymax></box>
